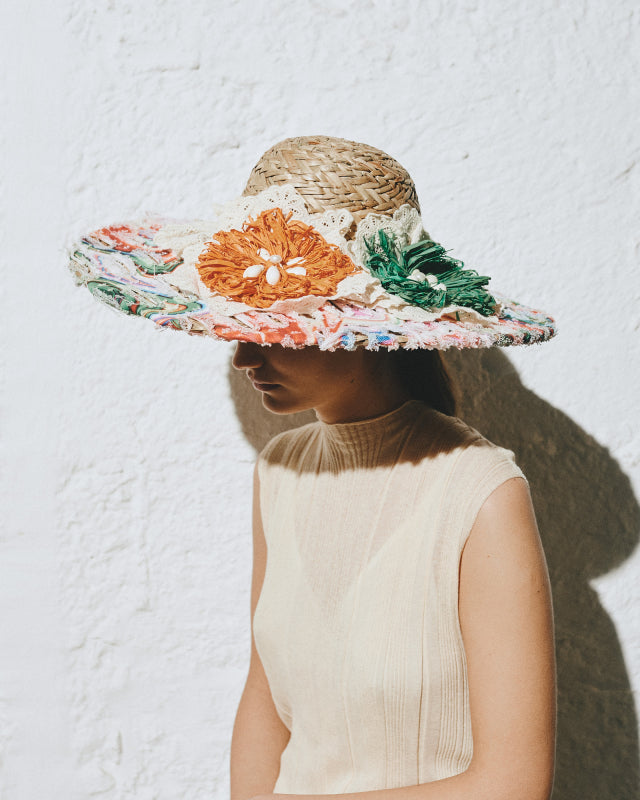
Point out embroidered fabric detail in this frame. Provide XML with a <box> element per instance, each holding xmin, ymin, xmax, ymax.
<box><xmin>153</xmin><ymin>185</ymin><xmax>357</xmax><ymax>306</ymax></box>
<box><xmin>362</xmin><ymin>233</ymin><xmax>498</xmax><ymax>317</ymax></box>
<box><xmin>195</xmin><ymin>207</ymin><xmax>357</xmax><ymax>309</ymax></box>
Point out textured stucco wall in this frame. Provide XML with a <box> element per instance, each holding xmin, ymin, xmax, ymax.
<box><xmin>2</xmin><ymin>1</ymin><xmax>639</xmax><ymax>798</ymax></box>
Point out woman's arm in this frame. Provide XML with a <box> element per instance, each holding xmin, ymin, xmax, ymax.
<box><xmin>230</xmin><ymin>463</ymin><xmax>291</xmax><ymax>800</ymax></box>
<box><xmin>457</xmin><ymin>475</ymin><xmax>556</xmax><ymax>800</ymax></box>
<box><xmin>255</xmin><ymin>476</ymin><xmax>556</xmax><ymax>800</ymax></box>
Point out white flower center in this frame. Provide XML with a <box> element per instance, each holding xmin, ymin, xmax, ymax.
<box><xmin>242</xmin><ymin>252</ymin><xmax>308</xmax><ymax>284</ymax></box>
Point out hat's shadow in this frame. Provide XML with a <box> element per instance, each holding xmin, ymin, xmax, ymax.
<box><xmin>228</xmin><ymin>350</ymin><xmax>639</xmax><ymax>800</ymax></box>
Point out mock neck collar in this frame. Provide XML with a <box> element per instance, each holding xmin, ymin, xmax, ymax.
<box><xmin>316</xmin><ymin>399</ymin><xmax>429</xmax><ymax>469</ymax></box>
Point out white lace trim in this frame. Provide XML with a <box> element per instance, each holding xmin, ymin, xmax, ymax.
<box><xmin>153</xmin><ymin>221</ymin><xmax>222</xmax><ymax>296</ymax></box>
<box><xmin>211</xmin><ymin>184</ymin><xmax>354</xmax><ymax>250</ymax></box>
<box><xmin>351</xmin><ymin>204</ymin><xmax>430</xmax><ymax>265</ymax></box>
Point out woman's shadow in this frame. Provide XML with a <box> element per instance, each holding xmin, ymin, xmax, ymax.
<box><xmin>228</xmin><ymin>348</ymin><xmax>639</xmax><ymax>800</ymax></box>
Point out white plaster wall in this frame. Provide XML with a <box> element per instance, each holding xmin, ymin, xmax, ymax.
<box><xmin>2</xmin><ymin>0</ymin><xmax>638</xmax><ymax>798</ymax></box>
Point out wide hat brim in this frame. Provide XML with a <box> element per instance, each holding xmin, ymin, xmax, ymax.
<box><xmin>68</xmin><ymin>216</ymin><xmax>556</xmax><ymax>351</ymax></box>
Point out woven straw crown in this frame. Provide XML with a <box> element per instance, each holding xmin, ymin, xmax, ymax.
<box><xmin>243</xmin><ymin>135</ymin><xmax>420</xmax><ymax>230</ymax></box>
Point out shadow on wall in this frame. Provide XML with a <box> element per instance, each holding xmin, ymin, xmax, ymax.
<box><xmin>446</xmin><ymin>348</ymin><xmax>639</xmax><ymax>800</ymax></box>
<box><xmin>228</xmin><ymin>349</ymin><xmax>639</xmax><ymax>800</ymax></box>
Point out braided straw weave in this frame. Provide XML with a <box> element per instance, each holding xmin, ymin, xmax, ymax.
<box><xmin>243</xmin><ymin>135</ymin><xmax>420</xmax><ymax>232</ymax></box>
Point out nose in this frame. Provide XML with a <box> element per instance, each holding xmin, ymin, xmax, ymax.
<box><xmin>232</xmin><ymin>341</ymin><xmax>265</xmax><ymax>371</ymax></box>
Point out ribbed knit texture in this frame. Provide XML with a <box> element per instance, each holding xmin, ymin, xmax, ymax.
<box><xmin>254</xmin><ymin>400</ymin><xmax>526</xmax><ymax>793</ymax></box>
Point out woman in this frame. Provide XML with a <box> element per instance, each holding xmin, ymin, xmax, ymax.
<box><xmin>229</xmin><ymin>341</ymin><xmax>555</xmax><ymax>800</ymax></box>
<box><xmin>68</xmin><ymin>135</ymin><xmax>557</xmax><ymax>800</ymax></box>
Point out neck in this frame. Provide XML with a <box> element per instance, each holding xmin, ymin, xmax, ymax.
<box><xmin>315</xmin><ymin>394</ymin><xmax>413</xmax><ymax>424</ymax></box>
<box><xmin>314</xmin><ymin>357</ymin><xmax>413</xmax><ymax>424</ymax></box>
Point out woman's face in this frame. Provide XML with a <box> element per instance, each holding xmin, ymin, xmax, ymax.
<box><xmin>232</xmin><ymin>341</ymin><xmax>401</xmax><ymax>422</ymax></box>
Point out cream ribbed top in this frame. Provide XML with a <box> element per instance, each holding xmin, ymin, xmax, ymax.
<box><xmin>254</xmin><ymin>400</ymin><xmax>525</xmax><ymax>793</ymax></box>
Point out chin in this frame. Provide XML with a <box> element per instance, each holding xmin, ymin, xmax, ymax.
<box><xmin>261</xmin><ymin>391</ymin><xmax>311</xmax><ymax>416</ymax></box>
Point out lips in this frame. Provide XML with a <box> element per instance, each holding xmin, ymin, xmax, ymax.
<box><xmin>248</xmin><ymin>373</ymin><xmax>280</xmax><ymax>391</ymax></box>
<box><xmin>251</xmin><ymin>380</ymin><xmax>280</xmax><ymax>391</ymax></box>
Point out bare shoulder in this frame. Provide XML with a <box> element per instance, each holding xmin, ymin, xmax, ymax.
<box><xmin>463</xmin><ymin>477</ymin><xmax>542</xmax><ymax>568</ymax></box>
<box><xmin>460</xmin><ymin>477</ymin><xmax>551</xmax><ymax>616</ymax></box>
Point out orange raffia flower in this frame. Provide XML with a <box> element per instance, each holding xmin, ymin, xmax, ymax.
<box><xmin>195</xmin><ymin>207</ymin><xmax>357</xmax><ymax>309</ymax></box>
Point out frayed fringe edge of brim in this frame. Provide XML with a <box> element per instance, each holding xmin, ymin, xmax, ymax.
<box><xmin>101</xmin><ymin>303</ymin><xmax>557</xmax><ymax>351</ymax></box>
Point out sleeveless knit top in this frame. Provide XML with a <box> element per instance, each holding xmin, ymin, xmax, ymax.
<box><xmin>253</xmin><ymin>400</ymin><xmax>525</xmax><ymax>793</ymax></box>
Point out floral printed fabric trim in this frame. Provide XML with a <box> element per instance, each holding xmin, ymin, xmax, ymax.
<box><xmin>85</xmin><ymin>223</ymin><xmax>184</xmax><ymax>275</ymax></box>
<box><xmin>68</xmin><ymin>219</ymin><xmax>208</xmax><ymax>330</ymax></box>
<box><xmin>195</xmin><ymin>207</ymin><xmax>357</xmax><ymax>309</ymax></box>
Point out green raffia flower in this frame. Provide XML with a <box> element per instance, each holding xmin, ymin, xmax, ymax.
<box><xmin>363</xmin><ymin>231</ymin><xmax>497</xmax><ymax>317</ymax></box>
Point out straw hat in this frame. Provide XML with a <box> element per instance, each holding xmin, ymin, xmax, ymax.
<box><xmin>67</xmin><ymin>135</ymin><xmax>556</xmax><ymax>350</ymax></box>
